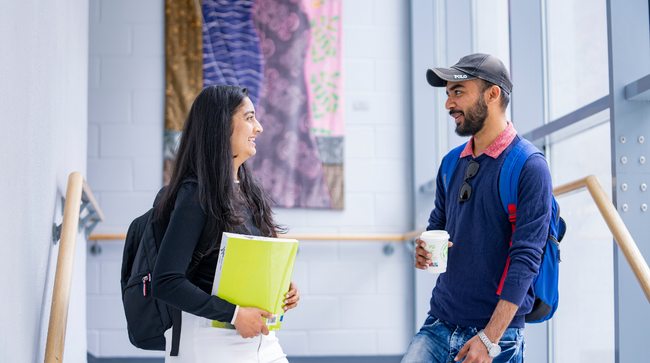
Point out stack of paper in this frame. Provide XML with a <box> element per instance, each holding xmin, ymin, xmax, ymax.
<box><xmin>211</xmin><ymin>232</ymin><xmax>299</xmax><ymax>331</ymax></box>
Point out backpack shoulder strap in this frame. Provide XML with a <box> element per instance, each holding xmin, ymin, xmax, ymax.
<box><xmin>170</xmin><ymin>309</ymin><xmax>182</xmax><ymax>356</ymax></box>
<box><xmin>441</xmin><ymin>142</ymin><xmax>468</xmax><ymax>195</ymax></box>
<box><xmin>496</xmin><ymin>137</ymin><xmax>543</xmax><ymax>296</ymax></box>
<box><xmin>498</xmin><ymin>138</ymin><xmax>543</xmax><ymax>216</ymax></box>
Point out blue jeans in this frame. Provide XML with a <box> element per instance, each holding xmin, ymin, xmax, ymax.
<box><xmin>401</xmin><ymin>316</ymin><xmax>524</xmax><ymax>363</ymax></box>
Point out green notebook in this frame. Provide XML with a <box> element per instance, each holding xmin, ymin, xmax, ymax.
<box><xmin>210</xmin><ymin>232</ymin><xmax>299</xmax><ymax>331</ymax></box>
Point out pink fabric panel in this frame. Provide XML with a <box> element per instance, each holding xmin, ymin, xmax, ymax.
<box><xmin>303</xmin><ymin>0</ymin><xmax>344</xmax><ymax>137</ymax></box>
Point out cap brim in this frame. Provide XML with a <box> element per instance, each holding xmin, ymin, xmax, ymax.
<box><xmin>426</xmin><ymin>68</ymin><xmax>476</xmax><ymax>87</ymax></box>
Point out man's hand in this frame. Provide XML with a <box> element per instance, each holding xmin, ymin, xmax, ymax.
<box><xmin>414</xmin><ymin>238</ymin><xmax>453</xmax><ymax>270</ymax></box>
<box><xmin>283</xmin><ymin>282</ymin><xmax>300</xmax><ymax>312</ymax></box>
<box><xmin>454</xmin><ymin>335</ymin><xmax>492</xmax><ymax>363</ymax></box>
<box><xmin>454</xmin><ymin>300</ymin><xmax>519</xmax><ymax>362</ymax></box>
<box><xmin>233</xmin><ymin>307</ymin><xmax>273</xmax><ymax>338</ymax></box>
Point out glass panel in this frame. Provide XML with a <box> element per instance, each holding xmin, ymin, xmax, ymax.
<box><xmin>546</xmin><ymin>0</ymin><xmax>609</xmax><ymax>120</ymax></box>
<box><xmin>550</xmin><ymin>122</ymin><xmax>614</xmax><ymax>363</ymax></box>
<box><xmin>546</xmin><ymin>1</ymin><xmax>613</xmax><ymax>357</ymax></box>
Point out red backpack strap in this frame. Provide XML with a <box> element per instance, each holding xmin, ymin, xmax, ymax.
<box><xmin>497</xmin><ymin>204</ymin><xmax>517</xmax><ymax>295</ymax></box>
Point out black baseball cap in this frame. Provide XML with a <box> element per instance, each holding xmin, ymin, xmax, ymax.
<box><xmin>426</xmin><ymin>53</ymin><xmax>513</xmax><ymax>94</ymax></box>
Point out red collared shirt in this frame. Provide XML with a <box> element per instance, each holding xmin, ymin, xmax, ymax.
<box><xmin>459</xmin><ymin>121</ymin><xmax>517</xmax><ymax>159</ymax></box>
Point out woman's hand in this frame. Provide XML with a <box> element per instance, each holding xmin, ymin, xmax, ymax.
<box><xmin>414</xmin><ymin>238</ymin><xmax>453</xmax><ymax>270</ymax></box>
<box><xmin>282</xmin><ymin>282</ymin><xmax>300</xmax><ymax>312</ymax></box>
<box><xmin>233</xmin><ymin>307</ymin><xmax>274</xmax><ymax>338</ymax></box>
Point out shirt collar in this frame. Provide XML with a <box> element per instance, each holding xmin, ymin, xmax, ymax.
<box><xmin>459</xmin><ymin>121</ymin><xmax>517</xmax><ymax>159</ymax></box>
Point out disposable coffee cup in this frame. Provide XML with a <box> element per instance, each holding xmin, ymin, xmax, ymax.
<box><xmin>420</xmin><ymin>230</ymin><xmax>450</xmax><ymax>274</ymax></box>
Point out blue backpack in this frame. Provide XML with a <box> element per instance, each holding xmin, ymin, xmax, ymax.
<box><xmin>440</xmin><ymin>138</ymin><xmax>566</xmax><ymax>323</ymax></box>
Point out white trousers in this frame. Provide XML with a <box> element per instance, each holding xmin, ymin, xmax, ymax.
<box><xmin>164</xmin><ymin>311</ymin><xmax>289</xmax><ymax>363</ymax></box>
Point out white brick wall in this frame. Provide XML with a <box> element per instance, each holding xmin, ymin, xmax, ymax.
<box><xmin>86</xmin><ymin>0</ymin><xmax>413</xmax><ymax>357</ymax></box>
<box><xmin>86</xmin><ymin>0</ymin><xmax>165</xmax><ymax>357</ymax></box>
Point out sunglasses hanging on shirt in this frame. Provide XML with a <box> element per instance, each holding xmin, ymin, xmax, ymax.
<box><xmin>458</xmin><ymin>160</ymin><xmax>480</xmax><ymax>203</ymax></box>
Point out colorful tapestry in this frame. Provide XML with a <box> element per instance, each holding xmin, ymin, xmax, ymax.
<box><xmin>164</xmin><ymin>0</ymin><xmax>203</xmax><ymax>184</ymax></box>
<box><xmin>303</xmin><ymin>1</ymin><xmax>344</xmax><ymax>208</ymax></box>
<box><xmin>165</xmin><ymin>0</ymin><xmax>344</xmax><ymax>209</ymax></box>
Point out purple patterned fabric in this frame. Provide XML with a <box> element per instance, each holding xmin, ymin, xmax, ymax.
<box><xmin>250</xmin><ymin>0</ymin><xmax>332</xmax><ymax>208</ymax></box>
<box><xmin>202</xmin><ymin>0</ymin><xmax>264</xmax><ymax>106</ymax></box>
<box><xmin>201</xmin><ymin>0</ymin><xmax>334</xmax><ymax>209</ymax></box>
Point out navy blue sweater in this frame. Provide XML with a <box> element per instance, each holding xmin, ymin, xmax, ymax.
<box><xmin>427</xmin><ymin>135</ymin><xmax>553</xmax><ymax>329</ymax></box>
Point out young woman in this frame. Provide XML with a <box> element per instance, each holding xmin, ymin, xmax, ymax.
<box><xmin>151</xmin><ymin>85</ymin><xmax>299</xmax><ymax>362</ymax></box>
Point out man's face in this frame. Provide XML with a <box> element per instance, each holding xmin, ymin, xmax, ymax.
<box><xmin>445</xmin><ymin>80</ymin><xmax>489</xmax><ymax>137</ymax></box>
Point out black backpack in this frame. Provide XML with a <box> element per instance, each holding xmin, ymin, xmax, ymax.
<box><xmin>120</xmin><ymin>180</ymin><xmax>214</xmax><ymax>356</ymax></box>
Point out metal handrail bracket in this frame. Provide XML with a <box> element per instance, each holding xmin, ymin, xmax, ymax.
<box><xmin>52</xmin><ymin>181</ymin><xmax>104</xmax><ymax>244</ymax></box>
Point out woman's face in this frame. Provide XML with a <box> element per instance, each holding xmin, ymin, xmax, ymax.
<box><xmin>231</xmin><ymin>96</ymin><xmax>263</xmax><ymax>165</ymax></box>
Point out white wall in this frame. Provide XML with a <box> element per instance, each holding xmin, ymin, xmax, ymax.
<box><xmin>85</xmin><ymin>0</ymin><xmax>413</xmax><ymax>358</ymax></box>
<box><xmin>0</xmin><ymin>0</ymin><xmax>89</xmax><ymax>362</ymax></box>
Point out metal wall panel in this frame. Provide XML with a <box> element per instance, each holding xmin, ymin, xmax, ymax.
<box><xmin>606</xmin><ymin>1</ymin><xmax>650</xmax><ymax>361</ymax></box>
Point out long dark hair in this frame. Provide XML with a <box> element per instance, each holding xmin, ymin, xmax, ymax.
<box><xmin>154</xmin><ymin>85</ymin><xmax>283</xmax><ymax>255</ymax></box>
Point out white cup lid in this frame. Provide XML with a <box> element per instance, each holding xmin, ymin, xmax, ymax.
<box><xmin>420</xmin><ymin>230</ymin><xmax>449</xmax><ymax>240</ymax></box>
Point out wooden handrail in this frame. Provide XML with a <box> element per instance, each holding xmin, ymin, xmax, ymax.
<box><xmin>88</xmin><ymin>175</ymin><xmax>650</xmax><ymax>304</ymax></box>
<box><xmin>552</xmin><ymin>175</ymin><xmax>650</xmax><ymax>304</ymax></box>
<box><xmin>89</xmin><ymin>231</ymin><xmax>427</xmax><ymax>242</ymax></box>
<box><xmin>278</xmin><ymin>230</ymin><xmax>426</xmax><ymax>241</ymax></box>
<box><xmin>44</xmin><ymin>172</ymin><xmax>104</xmax><ymax>363</ymax></box>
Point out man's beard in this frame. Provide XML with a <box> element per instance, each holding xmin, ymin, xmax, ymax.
<box><xmin>452</xmin><ymin>94</ymin><xmax>489</xmax><ymax>137</ymax></box>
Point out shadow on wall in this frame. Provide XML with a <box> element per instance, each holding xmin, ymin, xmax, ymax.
<box><xmin>87</xmin><ymin>353</ymin><xmax>403</xmax><ymax>363</ymax></box>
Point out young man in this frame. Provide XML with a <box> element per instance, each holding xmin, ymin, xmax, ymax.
<box><xmin>402</xmin><ymin>54</ymin><xmax>553</xmax><ymax>363</ymax></box>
